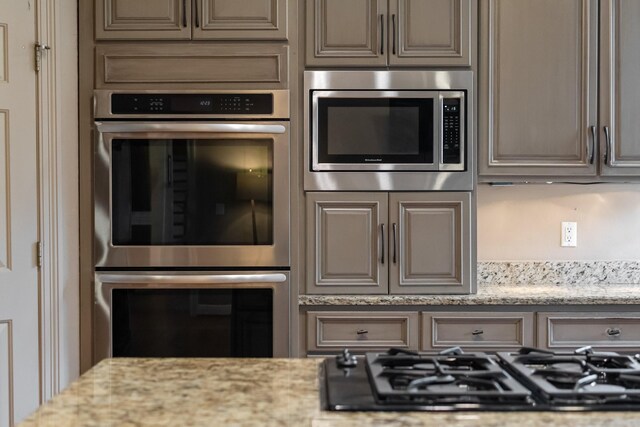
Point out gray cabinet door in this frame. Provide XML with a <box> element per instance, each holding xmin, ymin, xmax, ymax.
<box><xmin>306</xmin><ymin>0</ymin><xmax>387</xmax><ymax>67</ymax></box>
<box><xmin>599</xmin><ymin>0</ymin><xmax>640</xmax><ymax>176</ymax></box>
<box><xmin>96</xmin><ymin>0</ymin><xmax>192</xmax><ymax>40</ymax></box>
<box><xmin>193</xmin><ymin>0</ymin><xmax>288</xmax><ymax>40</ymax></box>
<box><xmin>478</xmin><ymin>0</ymin><xmax>598</xmax><ymax>178</ymax></box>
<box><xmin>389</xmin><ymin>193</ymin><xmax>471</xmax><ymax>294</ymax></box>
<box><xmin>388</xmin><ymin>0</ymin><xmax>471</xmax><ymax>67</ymax></box>
<box><xmin>306</xmin><ymin>193</ymin><xmax>389</xmax><ymax>294</ymax></box>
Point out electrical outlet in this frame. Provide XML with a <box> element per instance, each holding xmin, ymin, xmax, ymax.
<box><xmin>561</xmin><ymin>222</ymin><xmax>577</xmax><ymax>247</ymax></box>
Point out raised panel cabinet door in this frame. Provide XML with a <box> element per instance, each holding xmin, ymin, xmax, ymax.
<box><xmin>600</xmin><ymin>0</ymin><xmax>640</xmax><ymax>176</ymax></box>
<box><xmin>389</xmin><ymin>0</ymin><xmax>471</xmax><ymax>66</ymax></box>
<box><xmin>193</xmin><ymin>0</ymin><xmax>288</xmax><ymax>40</ymax></box>
<box><xmin>95</xmin><ymin>0</ymin><xmax>192</xmax><ymax>40</ymax></box>
<box><xmin>306</xmin><ymin>0</ymin><xmax>388</xmax><ymax>66</ymax></box>
<box><xmin>388</xmin><ymin>192</ymin><xmax>472</xmax><ymax>294</ymax></box>
<box><xmin>478</xmin><ymin>0</ymin><xmax>598</xmax><ymax>178</ymax></box>
<box><xmin>306</xmin><ymin>193</ymin><xmax>389</xmax><ymax>294</ymax></box>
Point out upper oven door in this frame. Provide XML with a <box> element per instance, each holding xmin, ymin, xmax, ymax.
<box><xmin>312</xmin><ymin>91</ymin><xmax>440</xmax><ymax>171</ymax></box>
<box><xmin>94</xmin><ymin>122</ymin><xmax>290</xmax><ymax>268</ymax></box>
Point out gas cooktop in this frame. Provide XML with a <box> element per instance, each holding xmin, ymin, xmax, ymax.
<box><xmin>322</xmin><ymin>347</ymin><xmax>640</xmax><ymax>411</ymax></box>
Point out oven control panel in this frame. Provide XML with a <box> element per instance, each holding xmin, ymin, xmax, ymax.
<box><xmin>442</xmin><ymin>98</ymin><xmax>462</xmax><ymax>164</ymax></box>
<box><xmin>110</xmin><ymin>93</ymin><xmax>273</xmax><ymax>115</ymax></box>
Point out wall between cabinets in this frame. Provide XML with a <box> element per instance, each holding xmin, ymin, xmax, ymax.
<box><xmin>477</xmin><ymin>184</ymin><xmax>640</xmax><ymax>261</ymax></box>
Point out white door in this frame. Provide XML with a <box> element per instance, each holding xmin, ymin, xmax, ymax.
<box><xmin>0</xmin><ymin>1</ymin><xmax>41</xmax><ymax>426</ymax></box>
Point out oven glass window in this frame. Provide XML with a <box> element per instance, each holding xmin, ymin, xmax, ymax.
<box><xmin>111</xmin><ymin>139</ymin><xmax>273</xmax><ymax>246</ymax></box>
<box><xmin>111</xmin><ymin>288</ymin><xmax>273</xmax><ymax>357</ymax></box>
<box><xmin>317</xmin><ymin>97</ymin><xmax>433</xmax><ymax>164</ymax></box>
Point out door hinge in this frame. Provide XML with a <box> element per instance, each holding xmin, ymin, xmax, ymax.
<box><xmin>36</xmin><ymin>241</ymin><xmax>43</xmax><ymax>268</ymax></box>
<box><xmin>34</xmin><ymin>43</ymin><xmax>50</xmax><ymax>73</ymax></box>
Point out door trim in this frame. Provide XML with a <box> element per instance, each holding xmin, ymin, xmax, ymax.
<box><xmin>36</xmin><ymin>0</ymin><xmax>79</xmax><ymax>401</ymax></box>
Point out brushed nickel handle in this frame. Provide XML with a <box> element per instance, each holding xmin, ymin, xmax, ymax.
<box><xmin>606</xmin><ymin>327</ymin><xmax>621</xmax><ymax>337</ymax></box>
<box><xmin>356</xmin><ymin>329</ymin><xmax>368</xmax><ymax>335</ymax></box>
<box><xmin>604</xmin><ymin>126</ymin><xmax>612</xmax><ymax>165</ymax></box>
<box><xmin>194</xmin><ymin>0</ymin><xmax>200</xmax><ymax>28</ymax></box>
<box><xmin>392</xmin><ymin>223</ymin><xmax>397</xmax><ymax>264</ymax></box>
<box><xmin>472</xmin><ymin>329</ymin><xmax>484</xmax><ymax>336</ymax></box>
<box><xmin>392</xmin><ymin>14</ymin><xmax>397</xmax><ymax>55</ymax></box>
<box><xmin>380</xmin><ymin>14</ymin><xmax>384</xmax><ymax>55</ymax></box>
<box><xmin>588</xmin><ymin>125</ymin><xmax>596</xmax><ymax>164</ymax></box>
<box><xmin>182</xmin><ymin>0</ymin><xmax>187</xmax><ymax>27</ymax></box>
<box><xmin>380</xmin><ymin>224</ymin><xmax>385</xmax><ymax>265</ymax></box>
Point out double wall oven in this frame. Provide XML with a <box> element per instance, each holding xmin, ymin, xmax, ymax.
<box><xmin>93</xmin><ymin>90</ymin><xmax>291</xmax><ymax>361</ymax></box>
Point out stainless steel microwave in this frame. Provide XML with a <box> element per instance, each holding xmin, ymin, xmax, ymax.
<box><xmin>304</xmin><ymin>71</ymin><xmax>474</xmax><ymax>191</ymax></box>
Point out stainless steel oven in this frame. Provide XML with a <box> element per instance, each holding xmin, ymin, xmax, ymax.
<box><xmin>94</xmin><ymin>272</ymin><xmax>290</xmax><ymax>362</ymax></box>
<box><xmin>94</xmin><ymin>90</ymin><xmax>290</xmax><ymax>268</ymax></box>
<box><xmin>304</xmin><ymin>71</ymin><xmax>474</xmax><ymax>191</ymax></box>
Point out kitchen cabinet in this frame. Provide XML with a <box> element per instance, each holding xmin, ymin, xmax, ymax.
<box><xmin>96</xmin><ymin>0</ymin><xmax>288</xmax><ymax>40</ymax></box>
<box><xmin>306</xmin><ymin>192</ymin><xmax>472</xmax><ymax>295</ymax></box>
<box><xmin>421</xmin><ymin>312</ymin><xmax>534</xmax><ymax>351</ymax></box>
<box><xmin>306</xmin><ymin>311</ymin><xmax>419</xmax><ymax>352</ymax></box>
<box><xmin>305</xmin><ymin>0</ymin><xmax>472</xmax><ymax>67</ymax></box>
<box><xmin>479</xmin><ymin>0</ymin><xmax>640</xmax><ymax>179</ymax></box>
<box><xmin>537</xmin><ymin>312</ymin><xmax>640</xmax><ymax>351</ymax></box>
<box><xmin>478</xmin><ymin>0</ymin><xmax>598</xmax><ymax>177</ymax></box>
<box><xmin>599</xmin><ymin>0</ymin><xmax>640</xmax><ymax>176</ymax></box>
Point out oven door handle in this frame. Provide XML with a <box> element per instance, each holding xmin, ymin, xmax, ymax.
<box><xmin>96</xmin><ymin>273</ymin><xmax>288</xmax><ymax>284</ymax></box>
<box><xmin>95</xmin><ymin>122</ymin><xmax>287</xmax><ymax>134</ymax></box>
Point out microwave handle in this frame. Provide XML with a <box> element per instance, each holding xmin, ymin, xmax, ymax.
<box><xmin>95</xmin><ymin>122</ymin><xmax>287</xmax><ymax>134</ymax></box>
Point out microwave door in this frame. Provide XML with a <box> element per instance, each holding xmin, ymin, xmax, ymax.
<box><xmin>311</xmin><ymin>91</ymin><xmax>440</xmax><ymax>172</ymax></box>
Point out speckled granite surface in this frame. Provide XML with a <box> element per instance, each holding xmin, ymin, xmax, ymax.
<box><xmin>298</xmin><ymin>283</ymin><xmax>640</xmax><ymax>306</ymax></box>
<box><xmin>18</xmin><ymin>358</ymin><xmax>640</xmax><ymax>427</ymax></box>
<box><xmin>300</xmin><ymin>261</ymin><xmax>640</xmax><ymax>306</ymax></box>
<box><xmin>478</xmin><ymin>261</ymin><xmax>640</xmax><ymax>285</ymax></box>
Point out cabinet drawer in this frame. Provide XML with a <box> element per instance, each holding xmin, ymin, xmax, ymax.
<box><xmin>421</xmin><ymin>312</ymin><xmax>534</xmax><ymax>350</ymax></box>
<box><xmin>306</xmin><ymin>311</ymin><xmax>419</xmax><ymax>352</ymax></box>
<box><xmin>96</xmin><ymin>44</ymin><xmax>288</xmax><ymax>88</ymax></box>
<box><xmin>538</xmin><ymin>312</ymin><xmax>640</xmax><ymax>350</ymax></box>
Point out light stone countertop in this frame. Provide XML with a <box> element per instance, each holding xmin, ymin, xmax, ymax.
<box><xmin>18</xmin><ymin>357</ymin><xmax>640</xmax><ymax>427</ymax></box>
<box><xmin>298</xmin><ymin>283</ymin><xmax>640</xmax><ymax>306</ymax></box>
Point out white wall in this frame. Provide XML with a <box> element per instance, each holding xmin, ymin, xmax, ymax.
<box><xmin>477</xmin><ymin>184</ymin><xmax>640</xmax><ymax>261</ymax></box>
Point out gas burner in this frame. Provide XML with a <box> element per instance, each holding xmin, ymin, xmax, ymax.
<box><xmin>323</xmin><ymin>347</ymin><xmax>640</xmax><ymax>412</ymax></box>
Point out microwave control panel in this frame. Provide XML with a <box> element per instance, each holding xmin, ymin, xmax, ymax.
<box><xmin>110</xmin><ymin>93</ymin><xmax>273</xmax><ymax>115</ymax></box>
<box><xmin>442</xmin><ymin>98</ymin><xmax>462</xmax><ymax>165</ymax></box>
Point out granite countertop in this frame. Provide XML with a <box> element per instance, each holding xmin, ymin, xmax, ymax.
<box><xmin>18</xmin><ymin>357</ymin><xmax>640</xmax><ymax>427</ymax></box>
<box><xmin>298</xmin><ymin>282</ymin><xmax>640</xmax><ymax>306</ymax></box>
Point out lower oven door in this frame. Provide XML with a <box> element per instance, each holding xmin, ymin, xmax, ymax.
<box><xmin>94</xmin><ymin>272</ymin><xmax>290</xmax><ymax>362</ymax></box>
<box><xmin>94</xmin><ymin>121</ymin><xmax>290</xmax><ymax>268</ymax></box>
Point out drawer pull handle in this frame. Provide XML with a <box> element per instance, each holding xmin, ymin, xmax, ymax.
<box><xmin>356</xmin><ymin>329</ymin><xmax>368</xmax><ymax>335</ymax></box>
<box><xmin>472</xmin><ymin>329</ymin><xmax>484</xmax><ymax>336</ymax></box>
<box><xmin>607</xmin><ymin>327</ymin><xmax>621</xmax><ymax>337</ymax></box>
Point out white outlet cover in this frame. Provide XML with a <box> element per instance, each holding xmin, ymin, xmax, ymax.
<box><xmin>561</xmin><ymin>222</ymin><xmax>577</xmax><ymax>247</ymax></box>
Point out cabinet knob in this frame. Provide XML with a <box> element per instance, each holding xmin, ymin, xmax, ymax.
<box><xmin>472</xmin><ymin>329</ymin><xmax>484</xmax><ymax>336</ymax></box>
<box><xmin>606</xmin><ymin>327</ymin><xmax>621</xmax><ymax>337</ymax></box>
<box><xmin>356</xmin><ymin>329</ymin><xmax>368</xmax><ymax>335</ymax></box>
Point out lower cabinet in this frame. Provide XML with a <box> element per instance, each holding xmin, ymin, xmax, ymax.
<box><xmin>537</xmin><ymin>312</ymin><xmax>640</xmax><ymax>351</ymax></box>
<box><xmin>303</xmin><ymin>308</ymin><xmax>640</xmax><ymax>356</ymax></box>
<box><xmin>306</xmin><ymin>311</ymin><xmax>419</xmax><ymax>352</ymax></box>
<box><xmin>421</xmin><ymin>312</ymin><xmax>534</xmax><ymax>351</ymax></box>
<box><xmin>306</xmin><ymin>192</ymin><xmax>473</xmax><ymax>295</ymax></box>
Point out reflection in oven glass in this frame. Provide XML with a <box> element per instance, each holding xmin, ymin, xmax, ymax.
<box><xmin>111</xmin><ymin>138</ymin><xmax>274</xmax><ymax>246</ymax></box>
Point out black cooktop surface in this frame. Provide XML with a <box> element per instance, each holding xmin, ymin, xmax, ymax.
<box><xmin>322</xmin><ymin>347</ymin><xmax>640</xmax><ymax>412</ymax></box>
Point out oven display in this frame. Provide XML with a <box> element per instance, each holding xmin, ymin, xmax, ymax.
<box><xmin>111</xmin><ymin>93</ymin><xmax>273</xmax><ymax>115</ymax></box>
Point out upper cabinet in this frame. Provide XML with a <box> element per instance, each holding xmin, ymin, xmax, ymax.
<box><xmin>305</xmin><ymin>0</ymin><xmax>472</xmax><ymax>67</ymax></box>
<box><xmin>479</xmin><ymin>0</ymin><xmax>640</xmax><ymax>179</ymax></box>
<box><xmin>599</xmin><ymin>0</ymin><xmax>640</xmax><ymax>176</ymax></box>
<box><xmin>478</xmin><ymin>0</ymin><xmax>598</xmax><ymax>178</ymax></box>
<box><xmin>95</xmin><ymin>0</ymin><xmax>289</xmax><ymax>40</ymax></box>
